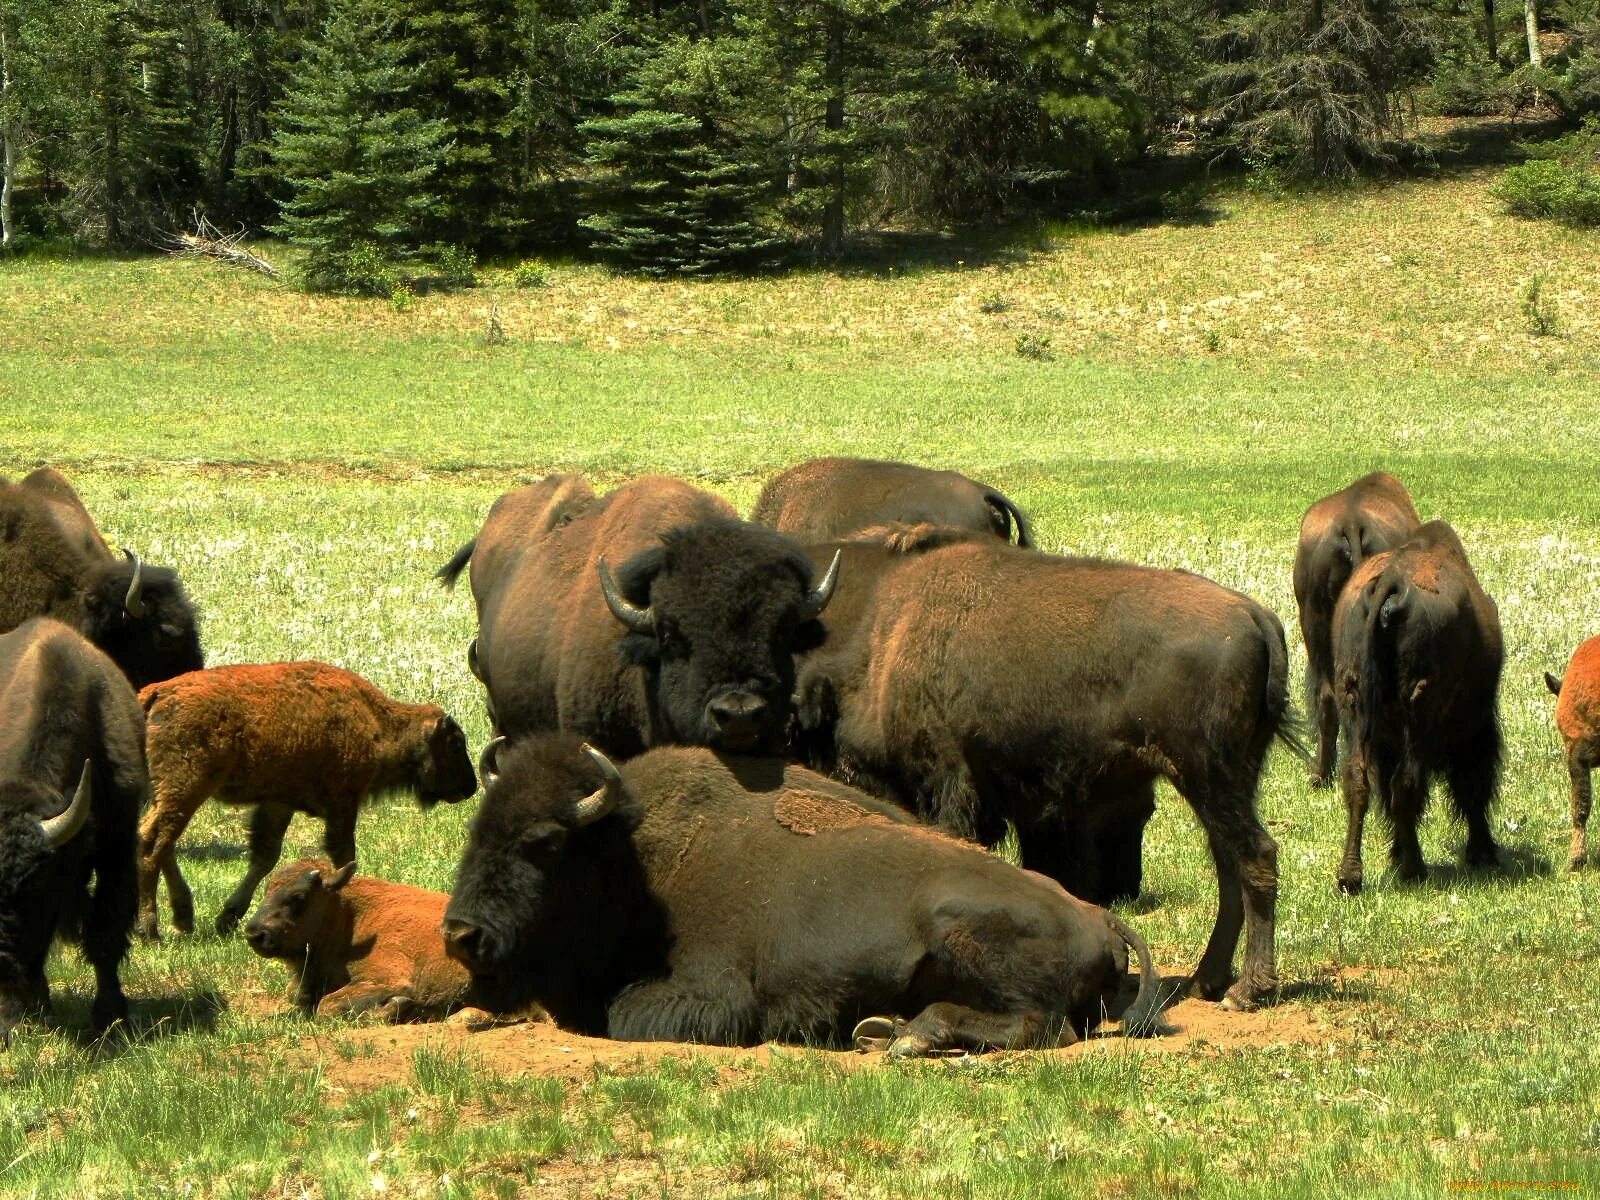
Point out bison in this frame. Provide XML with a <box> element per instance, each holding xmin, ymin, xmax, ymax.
<box><xmin>1293</xmin><ymin>473</ymin><xmax>1421</xmax><ymax>787</ymax></box>
<box><xmin>1331</xmin><ymin>520</ymin><xmax>1503</xmax><ymax>893</ymax></box>
<box><xmin>0</xmin><ymin>618</ymin><xmax>148</xmax><ymax>1042</ymax></box>
<box><xmin>1545</xmin><ymin>638</ymin><xmax>1600</xmax><ymax>870</ymax></box>
<box><xmin>442</xmin><ymin>736</ymin><xmax>1167</xmax><ymax>1055</ymax></box>
<box><xmin>135</xmin><ymin>661</ymin><xmax>477</xmax><ymax>940</ymax></box>
<box><xmin>751</xmin><ymin>457</ymin><xmax>1034</xmax><ymax>547</ymax></box>
<box><xmin>244</xmin><ymin>859</ymin><xmax>475</xmax><ymax>1021</ymax></box>
<box><xmin>0</xmin><ymin>467</ymin><xmax>204</xmax><ymax>689</ymax></box>
<box><xmin>786</xmin><ymin>525</ymin><xmax>1301</xmax><ymax>1011</ymax></box>
<box><xmin>437</xmin><ymin>474</ymin><xmax>839</xmax><ymax>757</ymax></box>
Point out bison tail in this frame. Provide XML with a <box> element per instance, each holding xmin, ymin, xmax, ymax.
<box><xmin>436</xmin><ymin>538</ymin><xmax>476</xmax><ymax>589</ymax></box>
<box><xmin>1355</xmin><ymin>574</ymin><xmax>1406</xmax><ymax>778</ymax></box>
<box><xmin>1252</xmin><ymin>604</ymin><xmax>1311</xmax><ymax>764</ymax></box>
<box><xmin>981</xmin><ymin>488</ymin><xmax>1035</xmax><ymax>549</ymax></box>
<box><xmin>1105</xmin><ymin>912</ymin><xmax>1172</xmax><ymax>1037</ymax></box>
<box><xmin>1545</xmin><ymin>671</ymin><xmax>1564</xmax><ymax>697</ymax></box>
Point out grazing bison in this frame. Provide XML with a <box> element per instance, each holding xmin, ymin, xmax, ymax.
<box><xmin>442</xmin><ymin>736</ymin><xmax>1167</xmax><ymax>1054</ymax></box>
<box><xmin>437</xmin><ymin>474</ymin><xmax>840</xmax><ymax>757</ymax></box>
<box><xmin>1293</xmin><ymin>473</ymin><xmax>1421</xmax><ymax>786</ymax></box>
<box><xmin>0</xmin><ymin>618</ymin><xmax>148</xmax><ymax>1042</ymax></box>
<box><xmin>751</xmin><ymin>457</ymin><xmax>1034</xmax><ymax>547</ymax></box>
<box><xmin>788</xmin><ymin>525</ymin><xmax>1301</xmax><ymax>1010</ymax></box>
<box><xmin>1331</xmin><ymin>520</ymin><xmax>1503</xmax><ymax>893</ymax></box>
<box><xmin>0</xmin><ymin>468</ymin><xmax>204</xmax><ymax>689</ymax></box>
<box><xmin>244</xmin><ymin>859</ymin><xmax>475</xmax><ymax>1022</ymax></box>
<box><xmin>1545</xmin><ymin>637</ymin><xmax>1600</xmax><ymax>870</ymax></box>
<box><xmin>136</xmin><ymin>661</ymin><xmax>477</xmax><ymax>940</ymax></box>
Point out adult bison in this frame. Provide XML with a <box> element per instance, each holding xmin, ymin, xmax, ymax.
<box><xmin>437</xmin><ymin>474</ymin><xmax>839</xmax><ymax>757</ymax></box>
<box><xmin>0</xmin><ymin>468</ymin><xmax>203</xmax><ymax>689</ymax></box>
<box><xmin>751</xmin><ymin>457</ymin><xmax>1034</xmax><ymax>547</ymax></box>
<box><xmin>788</xmin><ymin>525</ymin><xmax>1301</xmax><ymax>1011</ymax></box>
<box><xmin>442</xmin><ymin>735</ymin><xmax>1167</xmax><ymax>1054</ymax></box>
<box><xmin>1293</xmin><ymin>473</ymin><xmax>1421</xmax><ymax>787</ymax></box>
<box><xmin>1331</xmin><ymin>520</ymin><xmax>1503</xmax><ymax>894</ymax></box>
<box><xmin>0</xmin><ymin>618</ymin><xmax>148</xmax><ymax>1042</ymax></box>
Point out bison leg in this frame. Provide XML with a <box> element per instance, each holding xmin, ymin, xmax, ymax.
<box><xmin>1189</xmin><ymin>824</ymin><xmax>1245</xmax><ymax>1002</ymax></box>
<box><xmin>1568</xmin><ymin>748</ymin><xmax>1593</xmax><ymax>871</ymax></box>
<box><xmin>321</xmin><ymin>802</ymin><xmax>359</xmax><ymax>874</ymax></box>
<box><xmin>1311</xmin><ymin>680</ymin><xmax>1339</xmax><ymax>789</ymax></box>
<box><xmin>316</xmin><ymin>982</ymin><xmax>412</xmax><ymax>1021</ymax></box>
<box><xmin>136</xmin><ymin>779</ymin><xmax>210</xmax><ymax>941</ymax></box>
<box><xmin>1337</xmin><ymin>749</ymin><xmax>1373</xmax><ymax>895</ymax></box>
<box><xmin>216</xmin><ymin>803</ymin><xmax>294</xmax><ymax>935</ymax></box>
<box><xmin>854</xmin><ymin>1004</ymin><xmax>1057</xmax><ymax>1058</ymax></box>
<box><xmin>1224</xmin><ymin>822</ymin><xmax>1279</xmax><ymax>1011</ymax></box>
<box><xmin>84</xmin><ymin>832</ymin><xmax>134</xmax><ymax>1035</ymax></box>
<box><xmin>1445</xmin><ymin>733</ymin><xmax>1501</xmax><ymax>872</ymax></box>
<box><xmin>1386</xmin><ymin>769</ymin><xmax>1429</xmax><ymax>884</ymax></box>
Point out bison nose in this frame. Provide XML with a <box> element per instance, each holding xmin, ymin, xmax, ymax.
<box><xmin>243</xmin><ymin>922</ymin><xmax>270</xmax><ymax>950</ymax></box>
<box><xmin>709</xmin><ymin>693</ymin><xmax>767</xmax><ymax>747</ymax></box>
<box><xmin>442</xmin><ymin>919</ymin><xmax>486</xmax><ymax>967</ymax></box>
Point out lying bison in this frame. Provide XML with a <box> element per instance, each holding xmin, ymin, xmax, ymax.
<box><xmin>0</xmin><ymin>468</ymin><xmax>203</xmax><ymax>689</ymax></box>
<box><xmin>751</xmin><ymin>457</ymin><xmax>1034</xmax><ymax>547</ymax></box>
<box><xmin>1294</xmin><ymin>473</ymin><xmax>1421</xmax><ymax>786</ymax></box>
<box><xmin>0</xmin><ymin>618</ymin><xmax>149</xmax><ymax>1042</ymax></box>
<box><xmin>1546</xmin><ymin>638</ymin><xmax>1600</xmax><ymax>870</ymax></box>
<box><xmin>788</xmin><ymin>525</ymin><xmax>1301</xmax><ymax>1010</ymax></box>
<box><xmin>1332</xmin><ymin>520</ymin><xmax>1503</xmax><ymax>893</ymax></box>
<box><xmin>437</xmin><ymin>474</ymin><xmax>839</xmax><ymax>757</ymax></box>
<box><xmin>442</xmin><ymin>736</ymin><xmax>1166</xmax><ymax>1054</ymax></box>
<box><xmin>245</xmin><ymin>859</ymin><xmax>475</xmax><ymax>1022</ymax></box>
<box><xmin>136</xmin><ymin>661</ymin><xmax>477</xmax><ymax>940</ymax></box>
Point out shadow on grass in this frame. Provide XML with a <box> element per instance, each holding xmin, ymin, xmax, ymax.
<box><xmin>179</xmin><ymin>840</ymin><xmax>246</xmax><ymax>862</ymax></box>
<box><xmin>53</xmin><ymin>988</ymin><xmax>229</xmax><ymax>1056</ymax></box>
<box><xmin>1416</xmin><ymin>113</ymin><xmax>1574</xmax><ymax>175</ymax></box>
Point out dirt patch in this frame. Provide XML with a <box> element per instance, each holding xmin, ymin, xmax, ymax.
<box><xmin>773</xmin><ymin>791</ymin><xmax>891</xmax><ymax>835</ymax></box>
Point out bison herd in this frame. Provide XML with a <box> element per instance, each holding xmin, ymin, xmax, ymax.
<box><xmin>0</xmin><ymin>461</ymin><xmax>1591</xmax><ymax>1056</ymax></box>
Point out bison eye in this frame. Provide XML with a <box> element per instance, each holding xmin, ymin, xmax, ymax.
<box><xmin>520</xmin><ymin>825</ymin><xmax>568</xmax><ymax>860</ymax></box>
<box><xmin>655</xmin><ymin>624</ymin><xmax>689</xmax><ymax>659</ymax></box>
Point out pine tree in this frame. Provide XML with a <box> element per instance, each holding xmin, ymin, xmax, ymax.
<box><xmin>265</xmin><ymin>0</ymin><xmax>451</xmax><ymax>293</ymax></box>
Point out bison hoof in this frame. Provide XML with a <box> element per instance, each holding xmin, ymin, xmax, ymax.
<box><xmin>1219</xmin><ymin>981</ymin><xmax>1272</xmax><ymax>1012</ymax></box>
<box><xmin>1336</xmin><ymin>875</ymin><xmax>1363</xmax><ymax>896</ymax></box>
<box><xmin>1306</xmin><ymin>772</ymin><xmax>1331</xmax><ymax>790</ymax></box>
<box><xmin>1569</xmin><ymin>853</ymin><xmax>1589</xmax><ymax>872</ymax></box>
<box><xmin>852</xmin><ymin>1015</ymin><xmax>900</xmax><ymax>1053</ymax></box>
<box><xmin>886</xmin><ymin>1033</ymin><xmax>937</xmax><ymax>1060</ymax></box>
<box><xmin>447</xmin><ymin>1007</ymin><xmax>502</xmax><ymax>1032</ymax></box>
<box><xmin>214</xmin><ymin>909</ymin><xmax>244</xmax><ymax>936</ymax></box>
<box><xmin>134</xmin><ymin>920</ymin><xmax>161</xmax><ymax>943</ymax></box>
<box><xmin>1186</xmin><ymin>976</ymin><xmax>1231</xmax><ymax>1003</ymax></box>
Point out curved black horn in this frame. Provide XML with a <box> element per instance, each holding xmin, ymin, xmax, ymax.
<box><xmin>799</xmin><ymin>550</ymin><xmax>842</xmax><ymax>620</ymax></box>
<box><xmin>598</xmin><ymin>558</ymin><xmax>653</xmax><ymax>635</ymax></box>
<box><xmin>478</xmin><ymin>735</ymin><xmax>507</xmax><ymax>789</ymax></box>
<box><xmin>575</xmin><ymin>743</ymin><xmax>624</xmax><ymax>826</ymax></box>
<box><xmin>40</xmin><ymin>761</ymin><xmax>93</xmax><ymax>849</ymax></box>
<box><xmin>122</xmin><ymin>549</ymin><xmax>147</xmax><ymax>618</ymax></box>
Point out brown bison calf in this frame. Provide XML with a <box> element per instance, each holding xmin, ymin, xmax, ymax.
<box><xmin>245</xmin><ymin>860</ymin><xmax>473</xmax><ymax>1020</ymax></box>
<box><xmin>136</xmin><ymin>661</ymin><xmax>477</xmax><ymax>940</ymax></box>
<box><xmin>1546</xmin><ymin>637</ymin><xmax>1600</xmax><ymax>870</ymax></box>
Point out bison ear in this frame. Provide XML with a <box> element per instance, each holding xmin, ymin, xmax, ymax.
<box><xmin>326</xmin><ymin>861</ymin><xmax>357</xmax><ymax>891</ymax></box>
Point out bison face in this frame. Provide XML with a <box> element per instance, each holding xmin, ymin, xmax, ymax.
<box><xmin>244</xmin><ymin>860</ymin><xmax>355</xmax><ymax>960</ymax></box>
<box><xmin>600</xmin><ymin>521</ymin><xmax>839</xmax><ymax>755</ymax></box>
<box><xmin>417</xmin><ymin>714</ymin><xmax>477</xmax><ymax>806</ymax></box>
<box><xmin>82</xmin><ymin>554</ymin><xmax>204</xmax><ymax>690</ymax></box>
<box><xmin>0</xmin><ymin>772</ymin><xmax>93</xmax><ymax>1045</ymax></box>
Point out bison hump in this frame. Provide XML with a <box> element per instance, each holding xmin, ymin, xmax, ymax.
<box><xmin>773</xmin><ymin>790</ymin><xmax>889</xmax><ymax>836</ymax></box>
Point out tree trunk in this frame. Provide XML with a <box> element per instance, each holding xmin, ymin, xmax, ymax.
<box><xmin>1525</xmin><ymin>0</ymin><xmax>1542</xmax><ymax>67</ymax></box>
<box><xmin>1</xmin><ymin>13</ymin><xmax>13</xmax><ymax>250</ymax></box>
<box><xmin>1484</xmin><ymin>0</ymin><xmax>1498</xmax><ymax>61</ymax></box>
<box><xmin>820</xmin><ymin>9</ymin><xmax>845</xmax><ymax>259</ymax></box>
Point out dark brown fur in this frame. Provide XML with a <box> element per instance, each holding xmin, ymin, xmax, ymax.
<box><xmin>1545</xmin><ymin>636</ymin><xmax>1600</xmax><ymax>870</ymax></box>
<box><xmin>1331</xmin><ymin>520</ymin><xmax>1503</xmax><ymax>893</ymax></box>
<box><xmin>136</xmin><ymin>662</ymin><xmax>476</xmax><ymax>940</ymax></box>
<box><xmin>1293</xmin><ymin>473</ymin><xmax>1421</xmax><ymax>786</ymax></box>
<box><xmin>751</xmin><ymin>457</ymin><xmax>1034</xmax><ymax>547</ymax></box>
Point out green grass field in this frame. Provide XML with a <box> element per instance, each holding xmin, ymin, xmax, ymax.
<box><xmin>2</xmin><ymin>165</ymin><xmax>1599</xmax><ymax>1199</ymax></box>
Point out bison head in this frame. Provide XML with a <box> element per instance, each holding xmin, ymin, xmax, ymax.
<box><xmin>0</xmin><ymin>768</ymin><xmax>93</xmax><ymax>1045</ymax></box>
<box><xmin>244</xmin><ymin>859</ymin><xmax>356</xmax><ymax>962</ymax></box>
<box><xmin>414</xmin><ymin>713</ymin><xmax>477</xmax><ymax>806</ymax></box>
<box><xmin>598</xmin><ymin>521</ymin><xmax>839</xmax><ymax>755</ymax></box>
<box><xmin>442</xmin><ymin>736</ymin><xmax>664</xmax><ymax>1025</ymax></box>
<box><xmin>81</xmin><ymin>551</ymin><xmax>204</xmax><ymax>690</ymax></box>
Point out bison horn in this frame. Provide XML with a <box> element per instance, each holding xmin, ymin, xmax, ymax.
<box><xmin>575</xmin><ymin>743</ymin><xmax>624</xmax><ymax>826</ymax></box>
<box><xmin>799</xmin><ymin>550</ymin><xmax>842</xmax><ymax>620</ymax></box>
<box><xmin>478</xmin><ymin>735</ymin><xmax>506</xmax><ymax>789</ymax></box>
<box><xmin>597</xmin><ymin>558</ymin><xmax>653</xmax><ymax>635</ymax></box>
<box><xmin>122</xmin><ymin>549</ymin><xmax>147</xmax><ymax>619</ymax></box>
<box><xmin>40</xmin><ymin>761</ymin><xmax>93</xmax><ymax>849</ymax></box>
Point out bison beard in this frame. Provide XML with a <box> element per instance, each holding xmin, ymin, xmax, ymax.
<box><xmin>442</xmin><ymin>736</ymin><xmax>1168</xmax><ymax>1054</ymax></box>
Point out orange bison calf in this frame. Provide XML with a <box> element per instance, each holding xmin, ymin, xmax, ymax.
<box><xmin>245</xmin><ymin>860</ymin><xmax>474</xmax><ymax>1020</ymax></box>
<box><xmin>1546</xmin><ymin>637</ymin><xmax>1600</xmax><ymax>870</ymax></box>
<box><xmin>136</xmin><ymin>662</ymin><xmax>477</xmax><ymax>940</ymax></box>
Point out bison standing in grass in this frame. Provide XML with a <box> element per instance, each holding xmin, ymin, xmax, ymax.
<box><xmin>244</xmin><ymin>859</ymin><xmax>476</xmax><ymax>1022</ymax></box>
<box><xmin>1</xmin><ymin>467</ymin><xmax>204</xmax><ymax>689</ymax></box>
<box><xmin>442</xmin><ymin>736</ymin><xmax>1167</xmax><ymax>1055</ymax></box>
<box><xmin>1294</xmin><ymin>472</ymin><xmax>1421</xmax><ymax>787</ymax></box>
<box><xmin>135</xmin><ymin>661</ymin><xmax>477</xmax><ymax>941</ymax></box>
<box><xmin>0</xmin><ymin>618</ymin><xmax>148</xmax><ymax>1042</ymax></box>
<box><xmin>788</xmin><ymin>525</ymin><xmax>1301</xmax><ymax>1011</ymax></box>
<box><xmin>437</xmin><ymin>474</ymin><xmax>839</xmax><ymax>757</ymax></box>
<box><xmin>751</xmin><ymin>457</ymin><xmax>1034</xmax><ymax>547</ymax></box>
<box><xmin>1545</xmin><ymin>637</ymin><xmax>1600</xmax><ymax>870</ymax></box>
<box><xmin>1332</xmin><ymin>520</ymin><xmax>1503</xmax><ymax>894</ymax></box>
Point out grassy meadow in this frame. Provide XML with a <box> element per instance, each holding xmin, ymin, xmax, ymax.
<box><xmin>2</xmin><ymin>162</ymin><xmax>1600</xmax><ymax>1198</ymax></box>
